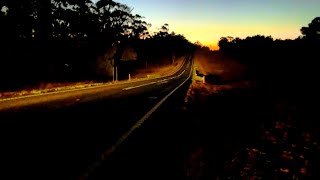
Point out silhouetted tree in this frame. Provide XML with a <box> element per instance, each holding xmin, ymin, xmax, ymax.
<box><xmin>301</xmin><ymin>17</ymin><xmax>320</xmax><ymax>40</ymax></box>
<box><xmin>217</xmin><ymin>17</ymin><xmax>320</xmax><ymax>97</ymax></box>
<box><xmin>0</xmin><ymin>0</ymin><xmax>196</xmax><ymax>90</ymax></box>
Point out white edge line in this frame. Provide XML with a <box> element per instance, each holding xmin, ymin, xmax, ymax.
<box><xmin>177</xmin><ymin>69</ymin><xmax>186</xmax><ymax>78</ymax></box>
<box><xmin>157</xmin><ymin>80</ymin><xmax>169</xmax><ymax>84</ymax></box>
<box><xmin>0</xmin><ymin>60</ymin><xmax>187</xmax><ymax>102</ymax></box>
<box><xmin>82</xmin><ymin>58</ymin><xmax>193</xmax><ymax>179</ymax></box>
<box><xmin>123</xmin><ymin>67</ymin><xmax>186</xmax><ymax>91</ymax></box>
<box><xmin>122</xmin><ymin>81</ymin><xmax>157</xmax><ymax>91</ymax></box>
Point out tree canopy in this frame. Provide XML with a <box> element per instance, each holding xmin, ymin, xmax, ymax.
<box><xmin>217</xmin><ymin>17</ymin><xmax>320</xmax><ymax>96</ymax></box>
<box><xmin>0</xmin><ymin>0</ymin><xmax>195</xmax><ymax>91</ymax></box>
<box><xmin>301</xmin><ymin>17</ymin><xmax>320</xmax><ymax>40</ymax></box>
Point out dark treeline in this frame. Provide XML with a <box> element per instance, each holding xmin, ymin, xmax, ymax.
<box><xmin>218</xmin><ymin>17</ymin><xmax>320</xmax><ymax>97</ymax></box>
<box><xmin>0</xmin><ymin>0</ymin><xmax>196</xmax><ymax>91</ymax></box>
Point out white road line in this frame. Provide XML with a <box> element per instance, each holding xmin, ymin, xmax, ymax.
<box><xmin>82</xmin><ymin>59</ymin><xmax>194</xmax><ymax>179</ymax></box>
<box><xmin>156</xmin><ymin>79</ymin><xmax>166</xmax><ymax>83</ymax></box>
<box><xmin>177</xmin><ymin>69</ymin><xmax>186</xmax><ymax>78</ymax></box>
<box><xmin>123</xmin><ymin>66</ymin><xmax>188</xmax><ymax>91</ymax></box>
<box><xmin>123</xmin><ymin>77</ymin><xmax>172</xmax><ymax>91</ymax></box>
<box><xmin>122</xmin><ymin>81</ymin><xmax>157</xmax><ymax>90</ymax></box>
<box><xmin>157</xmin><ymin>80</ymin><xmax>169</xmax><ymax>85</ymax></box>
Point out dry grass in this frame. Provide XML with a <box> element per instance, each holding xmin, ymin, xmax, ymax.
<box><xmin>131</xmin><ymin>57</ymin><xmax>184</xmax><ymax>79</ymax></box>
<box><xmin>194</xmin><ymin>50</ymin><xmax>247</xmax><ymax>82</ymax></box>
<box><xmin>0</xmin><ymin>58</ymin><xmax>184</xmax><ymax>99</ymax></box>
<box><xmin>186</xmin><ymin>50</ymin><xmax>254</xmax><ymax>101</ymax></box>
<box><xmin>0</xmin><ymin>81</ymin><xmax>104</xmax><ymax>99</ymax></box>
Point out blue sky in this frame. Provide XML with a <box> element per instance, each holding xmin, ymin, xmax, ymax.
<box><xmin>93</xmin><ymin>0</ymin><xmax>320</xmax><ymax>49</ymax></box>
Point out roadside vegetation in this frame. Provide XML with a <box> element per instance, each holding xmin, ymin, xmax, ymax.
<box><xmin>0</xmin><ymin>56</ymin><xmax>185</xmax><ymax>99</ymax></box>
<box><xmin>0</xmin><ymin>0</ymin><xmax>196</xmax><ymax>92</ymax></box>
<box><xmin>183</xmin><ymin>17</ymin><xmax>320</xmax><ymax>179</ymax></box>
<box><xmin>188</xmin><ymin>49</ymin><xmax>250</xmax><ymax>97</ymax></box>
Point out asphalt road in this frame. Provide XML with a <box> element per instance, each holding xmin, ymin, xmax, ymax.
<box><xmin>0</xmin><ymin>55</ymin><xmax>194</xmax><ymax>180</ymax></box>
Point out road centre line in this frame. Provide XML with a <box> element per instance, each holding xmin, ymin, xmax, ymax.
<box><xmin>122</xmin><ymin>72</ymin><xmax>183</xmax><ymax>91</ymax></box>
<box><xmin>122</xmin><ymin>81</ymin><xmax>157</xmax><ymax>90</ymax></box>
<box><xmin>123</xmin><ymin>68</ymin><xmax>187</xmax><ymax>91</ymax></box>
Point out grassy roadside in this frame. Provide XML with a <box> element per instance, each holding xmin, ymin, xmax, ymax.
<box><xmin>0</xmin><ymin>58</ymin><xmax>184</xmax><ymax>100</ymax></box>
<box><xmin>186</xmin><ymin>49</ymin><xmax>253</xmax><ymax>100</ymax></box>
<box><xmin>181</xmin><ymin>49</ymin><xmax>320</xmax><ymax>179</ymax></box>
<box><xmin>182</xmin><ymin>49</ymin><xmax>260</xmax><ymax>179</ymax></box>
<box><xmin>130</xmin><ymin>57</ymin><xmax>184</xmax><ymax>79</ymax></box>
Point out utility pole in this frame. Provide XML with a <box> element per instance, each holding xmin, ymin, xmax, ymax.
<box><xmin>172</xmin><ymin>54</ymin><xmax>175</xmax><ymax>65</ymax></box>
<box><xmin>112</xmin><ymin>65</ymin><xmax>118</xmax><ymax>82</ymax></box>
<box><xmin>112</xmin><ymin>65</ymin><xmax>115</xmax><ymax>82</ymax></box>
<box><xmin>113</xmin><ymin>40</ymin><xmax>121</xmax><ymax>82</ymax></box>
<box><xmin>115</xmin><ymin>66</ymin><xmax>118</xmax><ymax>81</ymax></box>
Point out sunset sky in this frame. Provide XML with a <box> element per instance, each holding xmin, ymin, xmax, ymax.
<box><xmin>95</xmin><ymin>0</ymin><xmax>320</xmax><ymax>50</ymax></box>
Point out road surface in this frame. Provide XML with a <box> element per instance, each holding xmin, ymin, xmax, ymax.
<box><xmin>0</xmin><ymin>55</ymin><xmax>194</xmax><ymax>180</ymax></box>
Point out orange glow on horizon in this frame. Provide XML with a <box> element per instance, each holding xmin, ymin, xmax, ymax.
<box><xmin>167</xmin><ymin>22</ymin><xmax>301</xmax><ymax>51</ymax></box>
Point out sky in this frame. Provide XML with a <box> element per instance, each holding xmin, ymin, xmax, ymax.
<box><xmin>93</xmin><ymin>0</ymin><xmax>319</xmax><ymax>50</ymax></box>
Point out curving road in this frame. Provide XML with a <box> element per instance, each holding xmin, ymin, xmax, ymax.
<box><xmin>0</xmin><ymin>55</ymin><xmax>194</xmax><ymax>180</ymax></box>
